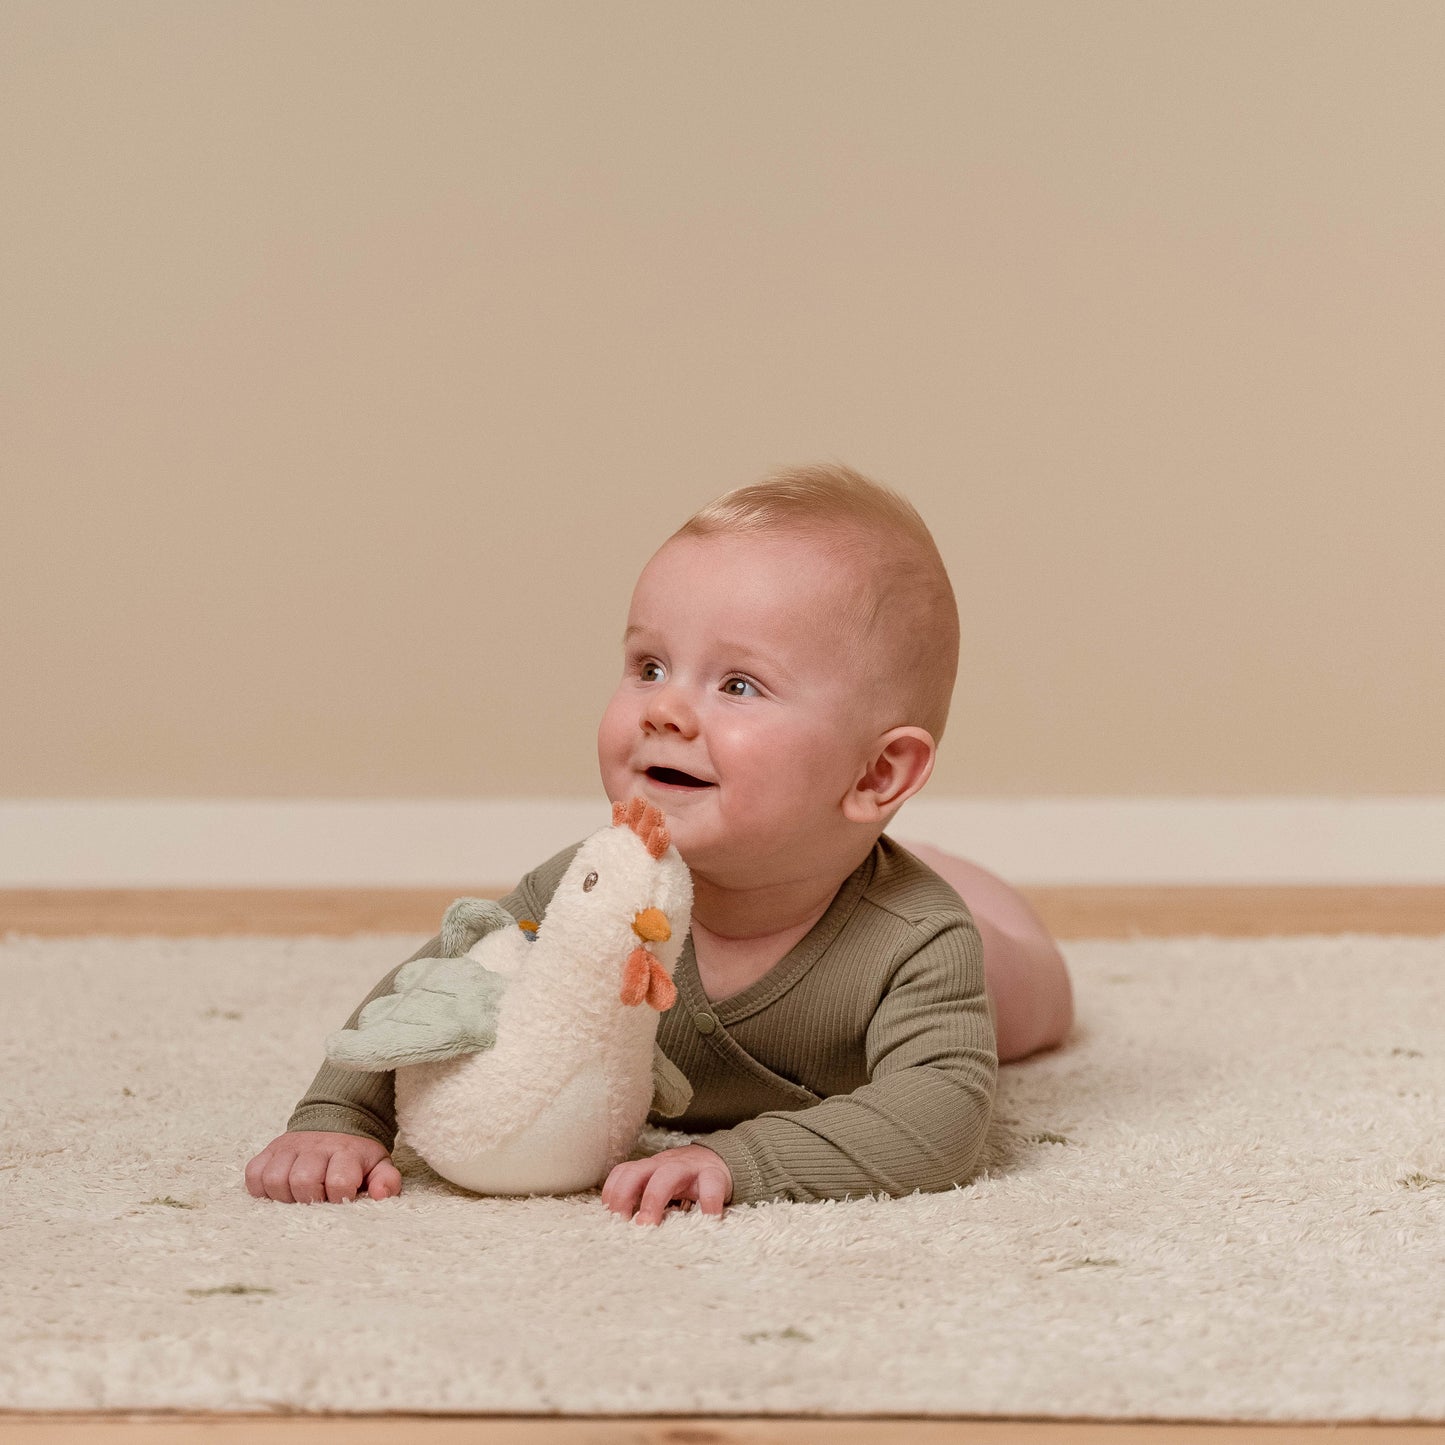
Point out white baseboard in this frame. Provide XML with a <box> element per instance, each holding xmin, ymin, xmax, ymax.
<box><xmin>1</xmin><ymin>797</ymin><xmax>1442</xmax><ymax>886</ymax></box>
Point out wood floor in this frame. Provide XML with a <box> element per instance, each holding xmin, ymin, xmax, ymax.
<box><xmin>1</xmin><ymin>1421</ymin><xmax>1442</xmax><ymax>1445</ymax></box>
<box><xmin>4</xmin><ymin>886</ymin><xmax>1443</xmax><ymax>1445</ymax></box>
<box><xmin>4</xmin><ymin>884</ymin><xmax>1444</xmax><ymax>938</ymax></box>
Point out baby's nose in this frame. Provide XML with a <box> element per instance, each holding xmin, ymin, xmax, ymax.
<box><xmin>632</xmin><ymin>907</ymin><xmax>671</xmax><ymax>943</ymax></box>
<box><xmin>642</xmin><ymin>683</ymin><xmax>698</xmax><ymax>736</ymax></box>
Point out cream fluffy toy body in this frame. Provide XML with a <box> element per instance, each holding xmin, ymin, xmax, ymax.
<box><xmin>325</xmin><ymin>797</ymin><xmax>694</xmax><ymax>1195</ymax></box>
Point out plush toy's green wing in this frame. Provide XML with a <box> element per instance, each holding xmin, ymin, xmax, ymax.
<box><xmin>438</xmin><ymin>897</ymin><xmax>517</xmax><ymax>957</ymax></box>
<box><xmin>649</xmin><ymin>1045</ymin><xmax>694</xmax><ymax>1119</ymax></box>
<box><xmin>325</xmin><ymin>897</ymin><xmax>518</xmax><ymax>1072</ymax></box>
<box><xmin>325</xmin><ymin>954</ymin><xmax>511</xmax><ymax>1071</ymax></box>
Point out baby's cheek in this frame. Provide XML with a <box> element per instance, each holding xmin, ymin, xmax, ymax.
<box><xmin>596</xmin><ymin>707</ymin><xmax>632</xmax><ymax>780</ymax></box>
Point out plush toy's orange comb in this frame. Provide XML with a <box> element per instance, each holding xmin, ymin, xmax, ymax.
<box><xmin>611</xmin><ymin>795</ymin><xmax>670</xmax><ymax>859</ymax></box>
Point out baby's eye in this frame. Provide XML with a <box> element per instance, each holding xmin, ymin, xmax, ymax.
<box><xmin>637</xmin><ymin>660</ymin><xmax>665</xmax><ymax>683</ymax></box>
<box><xmin>721</xmin><ymin>676</ymin><xmax>759</xmax><ymax>698</ymax></box>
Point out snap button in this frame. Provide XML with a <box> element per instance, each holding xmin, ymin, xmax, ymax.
<box><xmin>692</xmin><ymin>1010</ymin><xmax>718</xmax><ymax>1035</ymax></box>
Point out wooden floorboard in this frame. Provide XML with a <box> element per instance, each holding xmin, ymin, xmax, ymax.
<box><xmin>1</xmin><ymin>1417</ymin><xmax>1442</xmax><ymax>1443</ymax></box>
<box><xmin>1023</xmin><ymin>885</ymin><xmax>1445</xmax><ymax>938</ymax></box>
<box><xmin>2</xmin><ymin>886</ymin><xmax>1444</xmax><ymax>938</ymax></box>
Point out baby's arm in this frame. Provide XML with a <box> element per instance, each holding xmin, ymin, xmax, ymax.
<box><xmin>244</xmin><ymin>945</ymin><xmax>434</xmax><ymax>1203</ymax></box>
<box><xmin>696</xmin><ymin>915</ymin><xmax>997</xmax><ymax>1205</ymax></box>
<box><xmin>283</xmin><ymin>950</ymin><xmax>423</xmax><ymax>1144</ymax></box>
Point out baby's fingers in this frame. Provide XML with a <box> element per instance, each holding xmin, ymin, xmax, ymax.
<box><xmin>287</xmin><ymin>1150</ymin><xmax>332</xmax><ymax>1204</ymax></box>
<box><xmin>365</xmin><ymin>1157</ymin><xmax>402</xmax><ymax>1199</ymax></box>
<box><xmin>696</xmin><ymin>1167</ymin><xmax>729</xmax><ymax>1217</ymax></box>
<box><xmin>244</xmin><ymin>1143</ymin><xmax>283</xmax><ymax>1200</ymax></box>
<box><xmin>635</xmin><ymin>1166</ymin><xmax>688</xmax><ymax>1226</ymax></box>
<box><xmin>601</xmin><ymin>1160</ymin><xmax>650</xmax><ymax>1218</ymax></box>
<box><xmin>324</xmin><ymin>1150</ymin><xmax>366</xmax><ymax>1203</ymax></box>
<box><xmin>258</xmin><ymin>1145</ymin><xmax>303</xmax><ymax>1203</ymax></box>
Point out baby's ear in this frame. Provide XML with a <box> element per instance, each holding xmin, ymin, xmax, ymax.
<box><xmin>842</xmin><ymin>728</ymin><xmax>936</xmax><ymax>823</ymax></box>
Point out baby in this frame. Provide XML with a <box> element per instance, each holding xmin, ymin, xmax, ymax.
<box><xmin>245</xmin><ymin>464</ymin><xmax>1074</xmax><ymax>1221</ymax></box>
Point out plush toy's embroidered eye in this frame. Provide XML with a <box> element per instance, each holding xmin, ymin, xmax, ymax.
<box><xmin>583</xmin><ymin>871</ymin><xmax>599</xmax><ymax>892</ymax></box>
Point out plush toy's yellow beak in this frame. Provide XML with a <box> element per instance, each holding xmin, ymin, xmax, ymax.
<box><xmin>632</xmin><ymin>907</ymin><xmax>671</xmax><ymax>943</ymax></box>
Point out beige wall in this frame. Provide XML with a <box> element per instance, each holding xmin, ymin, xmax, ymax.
<box><xmin>3</xmin><ymin>0</ymin><xmax>1441</xmax><ymax>801</ymax></box>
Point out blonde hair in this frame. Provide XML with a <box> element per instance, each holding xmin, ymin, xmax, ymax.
<box><xmin>668</xmin><ymin>462</ymin><xmax>960</xmax><ymax>746</ymax></box>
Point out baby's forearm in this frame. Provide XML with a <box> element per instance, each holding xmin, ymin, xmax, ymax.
<box><xmin>287</xmin><ymin>1070</ymin><xmax>397</xmax><ymax>1147</ymax></box>
<box><xmin>286</xmin><ymin>933</ymin><xmax>446</xmax><ymax>1146</ymax></box>
<box><xmin>699</xmin><ymin>1056</ymin><xmax>994</xmax><ymax>1206</ymax></box>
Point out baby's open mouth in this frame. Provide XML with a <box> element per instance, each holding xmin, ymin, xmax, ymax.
<box><xmin>645</xmin><ymin>766</ymin><xmax>716</xmax><ymax>789</ymax></box>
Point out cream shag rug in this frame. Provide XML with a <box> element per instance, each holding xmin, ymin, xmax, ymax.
<box><xmin>2</xmin><ymin>930</ymin><xmax>1442</xmax><ymax>1421</ymax></box>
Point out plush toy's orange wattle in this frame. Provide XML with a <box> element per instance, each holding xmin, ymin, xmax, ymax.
<box><xmin>620</xmin><ymin>945</ymin><xmax>677</xmax><ymax>1011</ymax></box>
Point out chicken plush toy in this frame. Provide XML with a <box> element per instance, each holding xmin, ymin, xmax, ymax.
<box><xmin>324</xmin><ymin>797</ymin><xmax>695</xmax><ymax>1196</ymax></box>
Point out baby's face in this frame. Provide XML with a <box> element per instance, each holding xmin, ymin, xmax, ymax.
<box><xmin>597</xmin><ymin>530</ymin><xmax>880</xmax><ymax>882</ymax></box>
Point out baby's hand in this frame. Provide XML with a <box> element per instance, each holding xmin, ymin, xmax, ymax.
<box><xmin>244</xmin><ymin>1130</ymin><xmax>401</xmax><ymax>1204</ymax></box>
<box><xmin>601</xmin><ymin>1144</ymin><xmax>732</xmax><ymax>1225</ymax></box>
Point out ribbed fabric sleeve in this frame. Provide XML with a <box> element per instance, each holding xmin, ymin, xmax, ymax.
<box><xmin>284</xmin><ymin>935</ymin><xmax>435</xmax><ymax>1148</ymax></box>
<box><xmin>695</xmin><ymin>915</ymin><xmax>996</xmax><ymax>1204</ymax></box>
